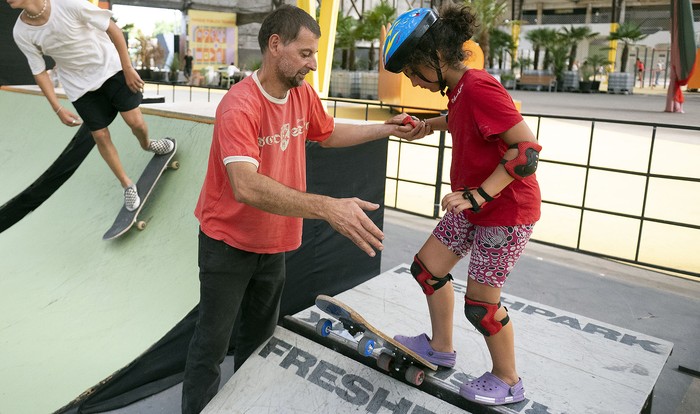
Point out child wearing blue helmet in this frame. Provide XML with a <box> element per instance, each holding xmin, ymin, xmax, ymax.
<box><xmin>383</xmin><ymin>4</ymin><xmax>542</xmax><ymax>406</ymax></box>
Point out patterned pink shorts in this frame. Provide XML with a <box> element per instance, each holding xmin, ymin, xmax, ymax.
<box><xmin>432</xmin><ymin>210</ymin><xmax>534</xmax><ymax>288</ymax></box>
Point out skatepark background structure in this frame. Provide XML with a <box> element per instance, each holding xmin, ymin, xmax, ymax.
<box><xmin>0</xmin><ymin>90</ymin><xmax>387</xmax><ymax>414</ymax></box>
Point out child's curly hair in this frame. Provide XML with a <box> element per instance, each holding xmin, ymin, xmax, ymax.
<box><xmin>404</xmin><ymin>4</ymin><xmax>478</xmax><ymax>74</ymax></box>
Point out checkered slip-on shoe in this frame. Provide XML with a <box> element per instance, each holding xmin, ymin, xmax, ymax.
<box><xmin>124</xmin><ymin>184</ymin><xmax>141</xmax><ymax>212</ymax></box>
<box><xmin>148</xmin><ymin>138</ymin><xmax>174</xmax><ymax>155</ymax></box>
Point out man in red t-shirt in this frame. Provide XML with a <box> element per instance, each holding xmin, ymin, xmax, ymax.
<box><xmin>182</xmin><ymin>6</ymin><xmax>429</xmax><ymax>413</ymax></box>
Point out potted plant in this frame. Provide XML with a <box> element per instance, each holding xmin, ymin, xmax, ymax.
<box><xmin>549</xmin><ymin>36</ymin><xmax>569</xmax><ymax>91</ymax></box>
<box><xmin>578</xmin><ymin>62</ymin><xmax>594</xmax><ymax>93</ymax></box>
<box><xmin>606</xmin><ymin>21</ymin><xmax>648</xmax><ymax>93</ymax></box>
<box><xmin>586</xmin><ymin>54</ymin><xmax>612</xmax><ymax>92</ymax></box>
<box><xmin>135</xmin><ymin>31</ymin><xmax>154</xmax><ymax>80</ymax></box>
<box><xmin>169</xmin><ymin>52</ymin><xmax>180</xmax><ymax>82</ymax></box>
<box><xmin>500</xmin><ymin>71</ymin><xmax>516</xmax><ymax>89</ymax></box>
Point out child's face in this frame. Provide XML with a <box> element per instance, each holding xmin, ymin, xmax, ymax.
<box><xmin>403</xmin><ymin>66</ymin><xmax>441</xmax><ymax>93</ymax></box>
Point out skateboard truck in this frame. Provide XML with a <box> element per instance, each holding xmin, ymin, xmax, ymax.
<box><xmin>314</xmin><ymin>294</ymin><xmax>437</xmax><ymax>386</ymax></box>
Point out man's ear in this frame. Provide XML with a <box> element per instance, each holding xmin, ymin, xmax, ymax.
<box><xmin>268</xmin><ymin>34</ymin><xmax>282</xmax><ymax>55</ymax></box>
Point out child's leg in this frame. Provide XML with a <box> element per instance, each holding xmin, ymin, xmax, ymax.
<box><xmin>416</xmin><ymin>235</ymin><xmax>461</xmax><ymax>352</ymax></box>
<box><xmin>459</xmin><ymin>224</ymin><xmax>534</xmax><ymax>405</ymax></box>
<box><xmin>466</xmin><ymin>279</ymin><xmax>519</xmax><ymax>385</ymax></box>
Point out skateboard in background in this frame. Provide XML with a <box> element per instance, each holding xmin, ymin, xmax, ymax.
<box><xmin>103</xmin><ymin>138</ymin><xmax>178</xmax><ymax>240</ymax></box>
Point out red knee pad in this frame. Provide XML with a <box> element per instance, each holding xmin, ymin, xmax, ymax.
<box><xmin>464</xmin><ymin>297</ymin><xmax>510</xmax><ymax>336</ymax></box>
<box><xmin>410</xmin><ymin>255</ymin><xmax>452</xmax><ymax>296</ymax></box>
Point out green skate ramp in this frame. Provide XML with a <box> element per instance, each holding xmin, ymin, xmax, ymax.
<box><xmin>0</xmin><ymin>90</ymin><xmax>210</xmax><ymax>414</ymax></box>
<box><xmin>0</xmin><ymin>90</ymin><xmax>387</xmax><ymax>414</ymax></box>
<box><xmin>0</xmin><ymin>89</ymin><xmax>85</xmax><ymax>205</ymax></box>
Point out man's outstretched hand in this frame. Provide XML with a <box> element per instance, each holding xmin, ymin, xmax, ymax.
<box><xmin>323</xmin><ymin>197</ymin><xmax>384</xmax><ymax>257</ymax></box>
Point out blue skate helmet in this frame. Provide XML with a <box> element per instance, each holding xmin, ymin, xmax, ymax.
<box><xmin>383</xmin><ymin>8</ymin><xmax>448</xmax><ymax>94</ymax></box>
<box><xmin>382</xmin><ymin>8</ymin><xmax>438</xmax><ymax>74</ymax></box>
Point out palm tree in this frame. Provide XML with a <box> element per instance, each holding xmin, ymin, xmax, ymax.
<box><xmin>465</xmin><ymin>0</ymin><xmax>508</xmax><ymax>68</ymax></box>
<box><xmin>560</xmin><ymin>25</ymin><xmax>599</xmax><ymax>71</ymax></box>
<box><xmin>489</xmin><ymin>28</ymin><xmax>515</xmax><ymax>70</ymax></box>
<box><xmin>357</xmin><ymin>1</ymin><xmax>396</xmax><ymax>70</ymax></box>
<box><xmin>525</xmin><ymin>28</ymin><xmax>552</xmax><ymax>70</ymax></box>
<box><xmin>335</xmin><ymin>13</ymin><xmax>358</xmax><ymax>70</ymax></box>
<box><xmin>607</xmin><ymin>21</ymin><xmax>648</xmax><ymax>72</ymax></box>
<box><xmin>539</xmin><ymin>28</ymin><xmax>559</xmax><ymax>71</ymax></box>
<box><xmin>585</xmin><ymin>54</ymin><xmax>612</xmax><ymax>81</ymax></box>
<box><xmin>549</xmin><ymin>33</ymin><xmax>570</xmax><ymax>86</ymax></box>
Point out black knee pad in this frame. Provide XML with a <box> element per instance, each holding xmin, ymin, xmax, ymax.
<box><xmin>411</xmin><ymin>255</ymin><xmax>453</xmax><ymax>296</ymax></box>
<box><xmin>464</xmin><ymin>297</ymin><xmax>510</xmax><ymax>336</ymax></box>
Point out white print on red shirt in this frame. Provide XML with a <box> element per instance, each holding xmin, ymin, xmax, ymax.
<box><xmin>451</xmin><ymin>83</ymin><xmax>463</xmax><ymax>104</ymax></box>
<box><xmin>257</xmin><ymin>118</ymin><xmax>310</xmax><ymax>151</ymax></box>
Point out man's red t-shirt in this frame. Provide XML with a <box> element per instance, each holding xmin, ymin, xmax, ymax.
<box><xmin>446</xmin><ymin>69</ymin><xmax>541</xmax><ymax>226</ymax></box>
<box><xmin>195</xmin><ymin>72</ymin><xmax>335</xmax><ymax>253</ymax></box>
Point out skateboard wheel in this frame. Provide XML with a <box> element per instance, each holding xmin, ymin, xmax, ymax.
<box><xmin>136</xmin><ymin>220</ymin><xmax>147</xmax><ymax>230</ymax></box>
<box><xmin>316</xmin><ymin>319</ymin><xmax>333</xmax><ymax>337</ymax></box>
<box><xmin>357</xmin><ymin>337</ymin><xmax>375</xmax><ymax>356</ymax></box>
<box><xmin>405</xmin><ymin>366</ymin><xmax>425</xmax><ymax>386</ymax></box>
<box><xmin>170</xmin><ymin>161</ymin><xmax>180</xmax><ymax>170</ymax></box>
<box><xmin>377</xmin><ymin>353</ymin><xmax>393</xmax><ymax>371</ymax></box>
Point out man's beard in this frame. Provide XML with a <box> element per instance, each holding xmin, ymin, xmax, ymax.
<box><xmin>285</xmin><ymin>71</ymin><xmax>307</xmax><ymax>88</ymax></box>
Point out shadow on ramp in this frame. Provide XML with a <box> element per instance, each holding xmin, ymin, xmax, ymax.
<box><xmin>0</xmin><ymin>124</ymin><xmax>94</xmax><ymax>233</ymax></box>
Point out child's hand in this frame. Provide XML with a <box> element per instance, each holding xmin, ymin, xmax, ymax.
<box><xmin>401</xmin><ymin>115</ymin><xmax>419</xmax><ymax>128</ymax></box>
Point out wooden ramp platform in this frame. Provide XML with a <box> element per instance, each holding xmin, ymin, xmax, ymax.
<box><xmin>289</xmin><ymin>264</ymin><xmax>673</xmax><ymax>414</ymax></box>
<box><xmin>204</xmin><ymin>264</ymin><xmax>672</xmax><ymax>413</ymax></box>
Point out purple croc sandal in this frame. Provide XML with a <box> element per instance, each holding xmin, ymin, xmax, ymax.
<box><xmin>393</xmin><ymin>333</ymin><xmax>456</xmax><ymax>368</ymax></box>
<box><xmin>459</xmin><ymin>372</ymin><xmax>525</xmax><ymax>405</ymax></box>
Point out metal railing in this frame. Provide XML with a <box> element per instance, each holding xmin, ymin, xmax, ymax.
<box><xmin>141</xmin><ymin>83</ymin><xmax>700</xmax><ymax>279</ymax></box>
<box><xmin>325</xmin><ymin>98</ymin><xmax>700</xmax><ymax>280</ymax></box>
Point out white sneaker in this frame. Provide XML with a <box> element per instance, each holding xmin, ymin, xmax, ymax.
<box><xmin>148</xmin><ymin>138</ymin><xmax>174</xmax><ymax>155</ymax></box>
<box><xmin>124</xmin><ymin>184</ymin><xmax>141</xmax><ymax>212</ymax></box>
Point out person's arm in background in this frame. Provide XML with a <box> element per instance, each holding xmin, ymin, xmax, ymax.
<box><xmin>33</xmin><ymin>71</ymin><xmax>82</xmax><ymax>126</ymax></box>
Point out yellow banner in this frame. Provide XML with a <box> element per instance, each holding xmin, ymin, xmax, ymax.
<box><xmin>188</xmin><ymin>10</ymin><xmax>237</xmax><ymax>70</ymax></box>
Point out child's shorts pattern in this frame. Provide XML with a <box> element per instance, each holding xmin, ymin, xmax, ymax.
<box><xmin>432</xmin><ymin>210</ymin><xmax>534</xmax><ymax>288</ymax></box>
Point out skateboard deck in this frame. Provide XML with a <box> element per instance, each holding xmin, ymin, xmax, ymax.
<box><xmin>315</xmin><ymin>294</ymin><xmax>438</xmax><ymax>386</ymax></box>
<box><xmin>103</xmin><ymin>138</ymin><xmax>178</xmax><ymax>240</ymax></box>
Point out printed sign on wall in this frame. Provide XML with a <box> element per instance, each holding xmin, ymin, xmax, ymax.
<box><xmin>188</xmin><ymin>10</ymin><xmax>237</xmax><ymax>70</ymax></box>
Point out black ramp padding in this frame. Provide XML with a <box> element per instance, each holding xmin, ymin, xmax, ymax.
<box><xmin>54</xmin><ymin>308</ymin><xmax>200</xmax><ymax>414</ymax></box>
<box><xmin>201</xmin><ymin>326</ymin><xmax>471</xmax><ymax>413</ymax></box>
<box><xmin>282</xmin><ymin>138</ymin><xmax>387</xmax><ymax>316</ymax></box>
<box><xmin>0</xmin><ymin>124</ymin><xmax>94</xmax><ymax>233</ymax></box>
<box><xmin>290</xmin><ymin>264</ymin><xmax>674</xmax><ymax>414</ymax></box>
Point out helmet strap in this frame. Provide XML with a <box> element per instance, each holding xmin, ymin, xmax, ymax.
<box><xmin>432</xmin><ymin>50</ymin><xmax>447</xmax><ymax>96</ymax></box>
<box><xmin>427</xmin><ymin>30</ymin><xmax>447</xmax><ymax>95</ymax></box>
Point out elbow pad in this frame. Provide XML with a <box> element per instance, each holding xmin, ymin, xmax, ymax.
<box><xmin>501</xmin><ymin>141</ymin><xmax>542</xmax><ymax>180</ymax></box>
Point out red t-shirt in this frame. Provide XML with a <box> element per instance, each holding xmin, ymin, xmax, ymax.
<box><xmin>446</xmin><ymin>69</ymin><xmax>541</xmax><ymax>226</ymax></box>
<box><xmin>195</xmin><ymin>72</ymin><xmax>335</xmax><ymax>253</ymax></box>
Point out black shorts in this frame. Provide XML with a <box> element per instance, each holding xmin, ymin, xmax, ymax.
<box><xmin>72</xmin><ymin>71</ymin><xmax>143</xmax><ymax>131</ymax></box>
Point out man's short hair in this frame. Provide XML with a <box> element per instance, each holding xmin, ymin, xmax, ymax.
<box><xmin>258</xmin><ymin>5</ymin><xmax>321</xmax><ymax>53</ymax></box>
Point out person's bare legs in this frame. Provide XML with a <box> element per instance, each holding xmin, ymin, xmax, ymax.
<box><xmin>466</xmin><ymin>278</ymin><xmax>519</xmax><ymax>386</ymax></box>
<box><xmin>120</xmin><ymin>107</ymin><xmax>149</xmax><ymax>150</ymax></box>
<box><xmin>91</xmin><ymin>127</ymin><xmax>132</xmax><ymax>188</ymax></box>
<box><xmin>415</xmin><ymin>235</ymin><xmax>461</xmax><ymax>353</ymax></box>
